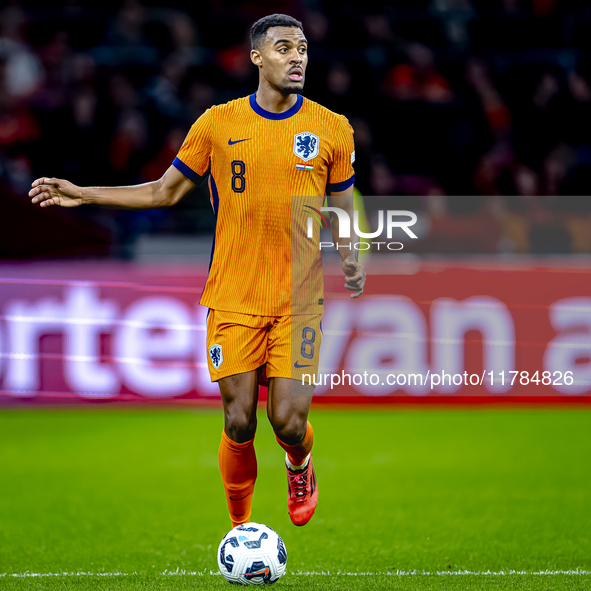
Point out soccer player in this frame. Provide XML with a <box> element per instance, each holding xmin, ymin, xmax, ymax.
<box><xmin>29</xmin><ymin>13</ymin><xmax>366</xmax><ymax>528</ymax></box>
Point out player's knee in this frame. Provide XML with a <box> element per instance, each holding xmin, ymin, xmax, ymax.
<box><xmin>271</xmin><ymin>413</ymin><xmax>307</xmax><ymax>446</ymax></box>
<box><xmin>225</xmin><ymin>410</ymin><xmax>257</xmax><ymax>443</ymax></box>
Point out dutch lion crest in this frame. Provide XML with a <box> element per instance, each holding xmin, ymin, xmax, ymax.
<box><xmin>294</xmin><ymin>132</ymin><xmax>319</xmax><ymax>162</ymax></box>
<box><xmin>209</xmin><ymin>344</ymin><xmax>223</xmax><ymax>369</ymax></box>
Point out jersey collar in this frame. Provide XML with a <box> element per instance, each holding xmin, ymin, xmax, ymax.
<box><xmin>249</xmin><ymin>93</ymin><xmax>303</xmax><ymax>120</ymax></box>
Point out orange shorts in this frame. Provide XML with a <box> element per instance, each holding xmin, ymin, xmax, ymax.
<box><xmin>206</xmin><ymin>309</ymin><xmax>322</xmax><ymax>383</ymax></box>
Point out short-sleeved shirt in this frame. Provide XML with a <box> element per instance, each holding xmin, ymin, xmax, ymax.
<box><xmin>173</xmin><ymin>93</ymin><xmax>355</xmax><ymax>316</ymax></box>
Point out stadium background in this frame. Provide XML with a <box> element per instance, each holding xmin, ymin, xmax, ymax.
<box><xmin>0</xmin><ymin>2</ymin><xmax>590</xmax><ymax>589</ymax></box>
<box><xmin>2</xmin><ymin>0</ymin><xmax>591</xmax><ymax>259</ymax></box>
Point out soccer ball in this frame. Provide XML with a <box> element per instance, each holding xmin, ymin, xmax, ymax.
<box><xmin>217</xmin><ymin>522</ymin><xmax>287</xmax><ymax>585</ymax></box>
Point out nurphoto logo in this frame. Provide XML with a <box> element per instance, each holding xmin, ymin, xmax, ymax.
<box><xmin>304</xmin><ymin>206</ymin><xmax>418</xmax><ymax>251</ymax></box>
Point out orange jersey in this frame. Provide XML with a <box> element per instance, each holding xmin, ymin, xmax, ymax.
<box><xmin>173</xmin><ymin>93</ymin><xmax>355</xmax><ymax>316</ymax></box>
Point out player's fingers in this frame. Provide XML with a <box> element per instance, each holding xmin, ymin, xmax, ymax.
<box><xmin>345</xmin><ymin>271</ymin><xmax>364</xmax><ymax>285</ymax></box>
<box><xmin>31</xmin><ymin>177</ymin><xmax>55</xmax><ymax>188</ymax></box>
<box><xmin>32</xmin><ymin>190</ymin><xmax>51</xmax><ymax>203</ymax></box>
<box><xmin>40</xmin><ymin>197</ymin><xmax>56</xmax><ymax>207</ymax></box>
<box><xmin>30</xmin><ymin>182</ymin><xmax>50</xmax><ymax>194</ymax></box>
<box><xmin>346</xmin><ymin>268</ymin><xmax>366</xmax><ymax>286</ymax></box>
<box><xmin>344</xmin><ymin>282</ymin><xmax>360</xmax><ymax>292</ymax></box>
<box><xmin>30</xmin><ymin>185</ymin><xmax>53</xmax><ymax>198</ymax></box>
<box><xmin>344</xmin><ymin>283</ymin><xmax>362</xmax><ymax>291</ymax></box>
<box><xmin>344</xmin><ymin>282</ymin><xmax>363</xmax><ymax>296</ymax></box>
<box><xmin>345</xmin><ymin>271</ymin><xmax>366</xmax><ymax>295</ymax></box>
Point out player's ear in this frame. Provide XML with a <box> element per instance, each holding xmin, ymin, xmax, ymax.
<box><xmin>251</xmin><ymin>49</ymin><xmax>262</xmax><ymax>67</ymax></box>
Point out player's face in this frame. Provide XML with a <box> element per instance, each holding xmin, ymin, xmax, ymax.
<box><xmin>255</xmin><ymin>27</ymin><xmax>308</xmax><ymax>93</ymax></box>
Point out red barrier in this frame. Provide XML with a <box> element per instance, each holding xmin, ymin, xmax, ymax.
<box><xmin>0</xmin><ymin>260</ymin><xmax>589</xmax><ymax>404</ymax></box>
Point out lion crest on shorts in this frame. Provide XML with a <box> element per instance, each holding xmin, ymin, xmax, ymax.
<box><xmin>209</xmin><ymin>344</ymin><xmax>223</xmax><ymax>369</ymax></box>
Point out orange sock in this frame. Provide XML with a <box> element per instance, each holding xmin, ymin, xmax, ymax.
<box><xmin>219</xmin><ymin>430</ymin><xmax>257</xmax><ymax>528</ymax></box>
<box><xmin>275</xmin><ymin>421</ymin><xmax>314</xmax><ymax>466</ymax></box>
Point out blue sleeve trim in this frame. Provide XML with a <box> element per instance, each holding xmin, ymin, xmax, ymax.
<box><xmin>327</xmin><ymin>174</ymin><xmax>355</xmax><ymax>193</ymax></box>
<box><xmin>173</xmin><ymin>157</ymin><xmax>204</xmax><ymax>184</ymax></box>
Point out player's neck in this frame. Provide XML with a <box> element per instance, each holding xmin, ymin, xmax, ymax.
<box><xmin>255</xmin><ymin>83</ymin><xmax>298</xmax><ymax>113</ymax></box>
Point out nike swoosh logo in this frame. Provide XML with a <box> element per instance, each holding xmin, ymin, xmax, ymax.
<box><xmin>229</xmin><ymin>493</ymin><xmax>250</xmax><ymax>501</ymax></box>
<box><xmin>294</xmin><ymin>361</ymin><xmax>313</xmax><ymax>368</ymax></box>
<box><xmin>228</xmin><ymin>138</ymin><xmax>251</xmax><ymax>145</ymax></box>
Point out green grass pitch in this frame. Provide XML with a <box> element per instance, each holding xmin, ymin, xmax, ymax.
<box><xmin>1</xmin><ymin>406</ymin><xmax>590</xmax><ymax>590</ymax></box>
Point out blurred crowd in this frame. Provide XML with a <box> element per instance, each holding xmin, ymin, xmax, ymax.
<box><xmin>1</xmin><ymin>0</ymin><xmax>591</xmax><ymax>256</ymax></box>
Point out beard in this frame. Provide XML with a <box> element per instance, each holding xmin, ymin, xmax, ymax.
<box><xmin>281</xmin><ymin>77</ymin><xmax>305</xmax><ymax>94</ymax></box>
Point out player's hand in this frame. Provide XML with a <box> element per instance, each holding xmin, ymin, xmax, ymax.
<box><xmin>29</xmin><ymin>177</ymin><xmax>83</xmax><ymax>208</ymax></box>
<box><xmin>342</xmin><ymin>257</ymin><xmax>366</xmax><ymax>299</ymax></box>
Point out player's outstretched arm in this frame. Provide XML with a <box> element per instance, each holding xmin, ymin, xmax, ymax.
<box><xmin>29</xmin><ymin>165</ymin><xmax>196</xmax><ymax>209</ymax></box>
<box><xmin>329</xmin><ymin>186</ymin><xmax>366</xmax><ymax>299</ymax></box>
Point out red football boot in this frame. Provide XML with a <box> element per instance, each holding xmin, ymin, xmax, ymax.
<box><xmin>286</xmin><ymin>453</ymin><xmax>318</xmax><ymax>526</ymax></box>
